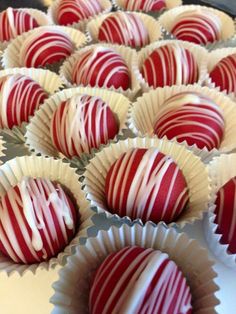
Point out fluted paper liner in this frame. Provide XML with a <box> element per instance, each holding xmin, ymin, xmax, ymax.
<box><xmin>86</xmin><ymin>11</ymin><xmax>162</xmax><ymax>48</ymax></box>
<box><xmin>60</xmin><ymin>43</ymin><xmax>140</xmax><ymax>100</ymax></box>
<box><xmin>25</xmin><ymin>87</ymin><xmax>131</xmax><ymax>158</ymax></box>
<box><xmin>0</xmin><ymin>136</ymin><xmax>6</xmax><ymax>164</ymax></box>
<box><xmin>0</xmin><ymin>67</ymin><xmax>65</xmax><ymax>143</ymax></box>
<box><xmin>0</xmin><ymin>8</ymin><xmax>52</xmax><ymax>51</ymax></box>
<box><xmin>135</xmin><ymin>40</ymin><xmax>208</xmax><ymax>93</ymax></box>
<box><xmin>83</xmin><ymin>137</ymin><xmax>211</xmax><ymax>228</ymax></box>
<box><xmin>2</xmin><ymin>25</ymin><xmax>88</xmax><ymax>69</ymax></box>
<box><xmin>158</xmin><ymin>5</ymin><xmax>235</xmax><ymax>46</ymax></box>
<box><xmin>113</xmin><ymin>0</ymin><xmax>182</xmax><ymax>12</ymax></box>
<box><xmin>205</xmin><ymin>47</ymin><xmax>236</xmax><ymax>101</ymax></box>
<box><xmin>51</xmin><ymin>222</ymin><xmax>219</xmax><ymax>314</ymax></box>
<box><xmin>48</xmin><ymin>0</ymin><xmax>112</xmax><ymax>32</ymax></box>
<box><xmin>129</xmin><ymin>84</ymin><xmax>236</xmax><ymax>161</ymax></box>
<box><xmin>204</xmin><ymin>154</ymin><xmax>236</xmax><ymax>269</ymax></box>
<box><xmin>0</xmin><ymin>155</ymin><xmax>93</xmax><ymax>276</ymax></box>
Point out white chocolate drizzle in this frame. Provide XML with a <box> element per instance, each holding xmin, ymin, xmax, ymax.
<box><xmin>124</xmin><ymin>0</ymin><xmax>166</xmax><ymax>12</ymax></box>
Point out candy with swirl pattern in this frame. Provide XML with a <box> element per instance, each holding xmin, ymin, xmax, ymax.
<box><xmin>124</xmin><ymin>0</ymin><xmax>166</xmax><ymax>12</ymax></box>
<box><xmin>0</xmin><ymin>177</ymin><xmax>78</xmax><ymax>264</ymax></box>
<box><xmin>89</xmin><ymin>246</ymin><xmax>192</xmax><ymax>314</ymax></box>
<box><xmin>105</xmin><ymin>148</ymin><xmax>189</xmax><ymax>223</ymax></box>
<box><xmin>154</xmin><ymin>92</ymin><xmax>225</xmax><ymax>150</ymax></box>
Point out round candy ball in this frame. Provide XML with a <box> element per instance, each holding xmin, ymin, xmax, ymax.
<box><xmin>57</xmin><ymin>0</ymin><xmax>102</xmax><ymax>26</ymax></box>
<box><xmin>141</xmin><ymin>43</ymin><xmax>199</xmax><ymax>88</ymax></box>
<box><xmin>153</xmin><ymin>92</ymin><xmax>225</xmax><ymax>150</ymax></box>
<box><xmin>89</xmin><ymin>246</ymin><xmax>192</xmax><ymax>314</ymax></box>
<box><xmin>0</xmin><ymin>177</ymin><xmax>78</xmax><ymax>264</ymax></box>
<box><xmin>124</xmin><ymin>0</ymin><xmax>166</xmax><ymax>12</ymax></box>
<box><xmin>72</xmin><ymin>47</ymin><xmax>130</xmax><ymax>90</ymax></box>
<box><xmin>98</xmin><ymin>12</ymin><xmax>149</xmax><ymax>48</ymax></box>
<box><xmin>50</xmin><ymin>94</ymin><xmax>119</xmax><ymax>158</ymax></box>
<box><xmin>0</xmin><ymin>7</ymin><xmax>39</xmax><ymax>42</ymax></box>
<box><xmin>105</xmin><ymin>148</ymin><xmax>189</xmax><ymax>223</ymax></box>
<box><xmin>0</xmin><ymin>74</ymin><xmax>48</xmax><ymax>129</ymax></box>
<box><xmin>19</xmin><ymin>29</ymin><xmax>74</xmax><ymax>68</ymax></box>
<box><xmin>171</xmin><ymin>9</ymin><xmax>221</xmax><ymax>45</ymax></box>
<box><xmin>214</xmin><ymin>177</ymin><xmax>236</xmax><ymax>254</ymax></box>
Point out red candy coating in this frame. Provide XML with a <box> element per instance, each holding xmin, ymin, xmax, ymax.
<box><xmin>0</xmin><ymin>74</ymin><xmax>48</xmax><ymax>129</ymax></box>
<box><xmin>72</xmin><ymin>47</ymin><xmax>130</xmax><ymax>90</ymax></box>
<box><xmin>89</xmin><ymin>246</ymin><xmax>192</xmax><ymax>314</ymax></box>
<box><xmin>141</xmin><ymin>43</ymin><xmax>199</xmax><ymax>88</ymax></box>
<box><xmin>105</xmin><ymin>148</ymin><xmax>189</xmax><ymax>223</ymax></box>
<box><xmin>0</xmin><ymin>177</ymin><xmax>78</xmax><ymax>264</ymax></box>
<box><xmin>50</xmin><ymin>94</ymin><xmax>119</xmax><ymax>158</ymax></box>
<box><xmin>124</xmin><ymin>0</ymin><xmax>166</xmax><ymax>12</ymax></box>
<box><xmin>154</xmin><ymin>92</ymin><xmax>225</xmax><ymax>150</ymax></box>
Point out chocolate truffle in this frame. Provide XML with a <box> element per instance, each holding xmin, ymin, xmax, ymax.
<box><xmin>0</xmin><ymin>177</ymin><xmax>78</xmax><ymax>264</ymax></box>
<box><xmin>124</xmin><ymin>0</ymin><xmax>166</xmax><ymax>12</ymax></box>
<box><xmin>105</xmin><ymin>148</ymin><xmax>189</xmax><ymax>223</ymax></box>
<box><xmin>89</xmin><ymin>246</ymin><xmax>192</xmax><ymax>314</ymax></box>
<box><xmin>141</xmin><ymin>43</ymin><xmax>199</xmax><ymax>88</ymax></box>
<box><xmin>72</xmin><ymin>47</ymin><xmax>130</xmax><ymax>90</ymax></box>
<box><xmin>50</xmin><ymin>94</ymin><xmax>119</xmax><ymax>158</ymax></box>
<box><xmin>154</xmin><ymin>92</ymin><xmax>225</xmax><ymax>150</ymax></box>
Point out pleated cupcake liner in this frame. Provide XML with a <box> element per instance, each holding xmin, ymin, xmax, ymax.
<box><xmin>0</xmin><ymin>135</ymin><xmax>6</xmax><ymax>164</ymax></box>
<box><xmin>158</xmin><ymin>4</ymin><xmax>236</xmax><ymax>49</ymax></box>
<box><xmin>48</xmin><ymin>0</ymin><xmax>112</xmax><ymax>32</ymax></box>
<box><xmin>134</xmin><ymin>39</ymin><xmax>208</xmax><ymax>93</ymax></box>
<box><xmin>50</xmin><ymin>221</ymin><xmax>219</xmax><ymax>314</ymax></box>
<box><xmin>82</xmin><ymin>136</ymin><xmax>211</xmax><ymax>229</ymax></box>
<box><xmin>60</xmin><ymin>43</ymin><xmax>140</xmax><ymax>100</ymax></box>
<box><xmin>128</xmin><ymin>84</ymin><xmax>236</xmax><ymax>161</ymax></box>
<box><xmin>0</xmin><ymin>155</ymin><xmax>94</xmax><ymax>276</ymax></box>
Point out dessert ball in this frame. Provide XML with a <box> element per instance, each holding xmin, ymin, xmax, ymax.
<box><xmin>72</xmin><ymin>47</ymin><xmax>130</xmax><ymax>90</ymax></box>
<box><xmin>89</xmin><ymin>246</ymin><xmax>192</xmax><ymax>314</ymax></box>
<box><xmin>50</xmin><ymin>94</ymin><xmax>119</xmax><ymax>158</ymax></box>
<box><xmin>171</xmin><ymin>9</ymin><xmax>221</xmax><ymax>45</ymax></box>
<box><xmin>0</xmin><ymin>74</ymin><xmax>48</xmax><ymax>129</ymax></box>
<box><xmin>124</xmin><ymin>0</ymin><xmax>166</xmax><ymax>12</ymax></box>
<box><xmin>0</xmin><ymin>7</ymin><xmax>39</xmax><ymax>42</ymax></box>
<box><xmin>105</xmin><ymin>148</ymin><xmax>189</xmax><ymax>223</ymax></box>
<box><xmin>209</xmin><ymin>53</ymin><xmax>236</xmax><ymax>95</ymax></box>
<box><xmin>19</xmin><ymin>29</ymin><xmax>74</xmax><ymax>68</ymax></box>
<box><xmin>0</xmin><ymin>177</ymin><xmax>78</xmax><ymax>264</ymax></box>
<box><xmin>214</xmin><ymin>177</ymin><xmax>236</xmax><ymax>254</ymax></box>
<box><xmin>154</xmin><ymin>92</ymin><xmax>225</xmax><ymax>150</ymax></box>
<box><xmin>98</xmin><ymin>12</ymin><xmax>149</xmax><ymax>48</ymax></box>
<box><xmin>141</xmin><ymin>43</ymin><xmax>199</xmax><ymax>88</ymax></box>
<box><xmin>57</xmin><ymin>0</ymin><xmax>102</xmax><ymax>26</ymax></box>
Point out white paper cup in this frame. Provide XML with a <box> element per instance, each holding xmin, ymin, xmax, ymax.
<box><xmin>86</xmin><ymin>11</ymin><xmax>162</xmax><ymax>48</ymax></box>
<box><xmin>0</xmin><ymin>155</ymin><xmax>94</xmax><ymax>276</ymax></box>
<box><xmin>204</xmin><ymin>154</ymin><xmax>236</xmax><ymax>269</ymax></box>
<box><xmin>2</xmin><ymin>25</ymin><xmax>89</xmax><ymax>69</ymax></box>
<box><xmin>0</xmin><ymin>8</ymin><xmax>53</xmax><ymax>51</ymax></box>
<box><xmin>25</xmin><ymin>87</ymin><xmax>131</xmax><ymax>158</ymax></box>
<box><xmin>48</xmin><ymin>0</ymin><xmax>112</xmax><ymax>32</ymax></box>
<box><xmin>129</xmin><ymin>85</ymin><xmax>236</xmax><ymax>161</ymax></box>
<box><xmin>113</xmin><ymin>0</ymin><xmax>182</xmax><ymax>12</ymax></box>
<box><xmin>60</xmin><ymin>43</ymin><xmax>140</xmax><ymax>100</ymax></box>
<box><xmin>135</xmin><ymin>40</ymin><xmax>208</xmax><ymax>93</ymax></box>
<box><xmin>0</xmin><ymin>136</ymin><xmax>6</xmax><ymax>164</ymax></box>
<box><xmin>83</xmin><ymin>137</ymin><xmax>211</xmax><ymax>228</ymax></box>
<box><xmin>51</xmin><ymin>221</ymin><xmax>219</xmax><ymax>314</ymax></box>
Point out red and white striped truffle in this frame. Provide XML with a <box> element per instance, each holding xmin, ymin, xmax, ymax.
<box><xmin>141</xmin><ymin>43</ymin><xmax>199</xmax><ymax>88</ymax></box>
<box><xmin>19</xmin><ymin>29</ymin><xmax>74</xmax><ymax>68</ymax></box>
<box><xmin>0</xmin><ymin>7</ymin><xmax>39</xmax><ymax>42</ymax></box>
<box><xmin>105</xmin><ymin>148</ymin><xmax>189</xmax><ymax>223</ymax></box>
<box><xmin>214</xmin><ymin>177</ymin><xmax>236</xmax><ymax>254</ymax></box>
<box><xmin>0</xmin><ymin>74</ymin><xmax>48</xmax><ymax>129</ymax></box>
<box><xmin>57</xmin><ymin>0</ymin><xmax>102</xmax><ymax>26</ymax></box>
<box><xmin>124</xmin><ymin>0</ymin><xmax>166</xmax><ymax>12</ymax></box>
<box><xmin>50</xmin><ymin>94</ymin><xmax>119</xmax><ymax>158</ymax></box>
<box><xmin>98</xmin><ymin>12</ymin><xmax>149</xmax><ymax>48</ymax></box>
<box><xmin>153</xmin><ymin>92</ymin><xmax>225</xmax><ymax>150</ymax></box>
<box><xmin>72</xmin><ymin>47</ymin><xmax>130</xmax><ymax>90</ymax></box>
<box><xmin>89</xmin><ymin>246</ymin><xmax>192</xmax><ymax>314</ymax></box>
<box><xmin>209</xmin><ymin>53</ymin><xmax>236</xmax><ymax>95</ymax></box>
<box><xmin>171</xmin><ymin>9</ymin><xmax>221</xmax><ymax>45</ymax></box>
<box><xmin>0</xmin><ymin>177</ymin><xmax>78</xmax><ymax>264</ymax></box>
